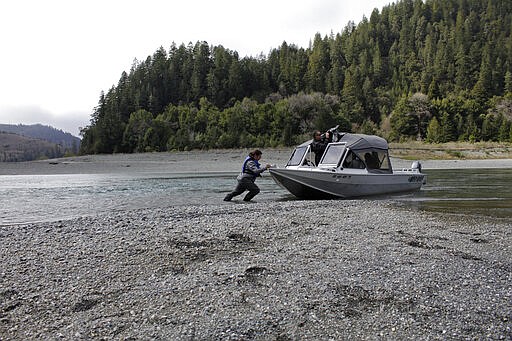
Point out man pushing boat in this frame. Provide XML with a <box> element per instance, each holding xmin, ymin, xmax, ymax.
<box><xmin>223</xmin><ymin>149</ymin><xmax>271</xmax><ymax>202</ymax></box>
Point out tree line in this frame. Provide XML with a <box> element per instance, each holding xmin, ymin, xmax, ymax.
<box><xmin>80</xmin><ymin>0</ymin><xmax>512</xmax><ymax>154</ymax></box>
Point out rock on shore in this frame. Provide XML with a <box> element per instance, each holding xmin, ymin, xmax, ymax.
<box><xmin>1</xmin><ymin>201</ymin><xmax>510</xmax><ymax>340</ymax></box>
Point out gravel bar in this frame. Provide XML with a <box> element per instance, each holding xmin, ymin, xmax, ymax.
<box><xmin>1</xmin><ymin>200</ymin><xmax>510</xmax><ymax>340</ymax></box>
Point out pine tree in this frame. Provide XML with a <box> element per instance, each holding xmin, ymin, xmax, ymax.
<box><xmin>472</xmin><ymin>44</ymin><xmax>493</xmax><ymax>102</ymax></box>
<box><xmin>306</xmin><ymin>33</ymin><xmax>329</xmax><ymax>93</ymax></box>
<box><xmin>426</xmin><ymin>116</ymin><xmax>441</xmax><ymax>143</ymax></box>
<box><xmin>326</xmin><ymin>34</ymin><xmax>345</xmax><ymax>94</ymax></box>
<box><xmin>191</xmin><ymin>41</ymin><xmax>211</xmax><ymax>103</ymax></box>
<box><xmin>439</xmin><ymin>111</ymin><xmax>455</xmax><ymax>142</ymax></box>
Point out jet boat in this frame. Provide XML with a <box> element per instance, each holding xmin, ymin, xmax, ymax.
<box><xmin>269</xmin><ymin>127</ymin><xmax>426</xmax><ymax>199</ymax></box>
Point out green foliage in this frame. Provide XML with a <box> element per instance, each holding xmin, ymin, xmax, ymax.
<box><xmin>389</xmin><ymin>95</ymin><xmax>419</xmax><ymax>140</ymax></box>
<box><xmin>122</xmin><ymin>110</ymin><xmax>154</xmax><ymax>152</ymax></box>
<box><xmin>426</xmin><ymin>116</ymin><xmax>442</xmax><ymax>143</ymax></box>
<box><xmin>359</xmin><ymin>120</ymin><xmax>377</xmax><ymax>135</ymax></box>
<box><xmin>498</xmin><ymin>118</ymin><xmax>511</xmax><ymax>142</ymax></box>
<box><xmin>79</xmin><ymin>0</ymin><xmax>512</xmax><ymax>154</ymax></box>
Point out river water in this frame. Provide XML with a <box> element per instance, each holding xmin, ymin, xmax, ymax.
<box><xmin>1</xmin><ymin>168</ymin><xmax>511</xmax><ymax>226</ymax></box>
<box><xmin>397</xmin><ymin>168</ymin><xmax>512</xmax><ymax>219</ymax></box>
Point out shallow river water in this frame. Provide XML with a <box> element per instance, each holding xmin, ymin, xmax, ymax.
<box><xmin>398</xmin><ymin>168</ymin><xmax>512</xmax><ymax>219</ymax></box>
<box><xmin>1</xmin><ymin>168</ymin><xmax>511</xmax><ymax>225</ymax></box>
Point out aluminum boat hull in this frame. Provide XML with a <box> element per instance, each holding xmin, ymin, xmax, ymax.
<box><xmin>269</xmin><ymin>168</ymin><xmax>425</xmax><ymax>199</ymax></box>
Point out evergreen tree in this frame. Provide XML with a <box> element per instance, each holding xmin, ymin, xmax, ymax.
<box><xmin>439</xmin><ymin>111</ymin><xmax>455</xmax><ymax>142</ymax></box>
<box><xmin>191</xmin><ymin>41</ymin><xmax>211</xmax><ymax>103</ymax></box>
<box><xmin>306</xmin><ymin>33</ymin><xmax>329</xmax><ymax>93</ymax></box>
<box><xmin>472</xmin><ymin>44</ymin><xmax>493</xmax><ymax>102</ymax></box>
<box><xmin>426</xmin><ymin>116</ymin><xmax>442</xmax><ymax>143</ymax></box>
<box><xmin>326</xmin><ymin>34</ymin><xmax>346</xmax><ymax>94</ymax></box>
<box><xmin>390</xmin><ymin>95</ymin><xmax>417</xmax><ymax>141</ymax></box>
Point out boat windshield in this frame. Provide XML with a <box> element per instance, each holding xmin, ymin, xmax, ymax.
<box><xmin>286</xmin><ymin>146</ymin><xmax>308</xmax><ymax>166</ymax></box>
<box><xmin>319</xmin><ymin>143</ymin><xmax>346</xmax><ymax>166</ymax></box>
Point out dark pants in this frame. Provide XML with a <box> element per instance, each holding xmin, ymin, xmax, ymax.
<box><xmin>224</xmin><ymin>177</ymin><xmax>260</xmax><ymax>201</ymax></box>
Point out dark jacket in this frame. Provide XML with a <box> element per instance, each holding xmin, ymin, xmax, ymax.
<box><xmin>311</xmin><ymin>136</ymin><xmax>331</xmax><ymax>165</ymax></box>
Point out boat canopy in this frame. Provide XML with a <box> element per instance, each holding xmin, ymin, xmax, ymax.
<box><xmin>297</xmin><ymin>133</ymin><xmax>388</xmax><ymax>150</ymax></box>
<box><xmin>290</xmin><ymin>130</ymin><xmax>391</xmax><ymax>170</ymax></box>
<box><xmin>337</xmin><ymin>133</ymin><xmax>388</xmax><ymax>151</ymax></box>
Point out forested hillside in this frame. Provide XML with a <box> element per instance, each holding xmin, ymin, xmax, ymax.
<box><xmin>80</xmin><ymin>0</ymin><xmax>512</xmax><ymax>154</ymax></box>
<box><xmin>0</xmin><ymin>124</ymin><xmax>80</xmax><ymax>153</ymax></box>
<box><xmin>0</xmin><ymin>132</ymin><xmax>65</xmax><ymax>162</ymax></box>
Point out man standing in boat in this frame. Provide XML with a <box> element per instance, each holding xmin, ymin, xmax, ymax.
<box><xmin>224</xmin><ymin>149</ymin><xmax>271</xmax><ymax>202</ymax></box>
<box><xmin>311</xmin><ymin>130</ymin><xmax>332</xmax><ymax>165</ymax></box>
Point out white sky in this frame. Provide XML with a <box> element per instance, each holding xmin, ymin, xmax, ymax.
<box><xmin>0</xmin><ymin>0</ymin><xmax>390</xmax><ymax>137</ymax></box>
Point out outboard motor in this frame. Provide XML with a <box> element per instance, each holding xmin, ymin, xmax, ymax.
<box><xmin>411</xmin><ymin>160</ymin><xmax>422</xmax><ymax>173</ymax></box>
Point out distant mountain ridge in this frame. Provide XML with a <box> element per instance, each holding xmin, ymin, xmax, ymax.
<box><xmin>0</xmin><ymin>123</ymin><xmax>80</xmax><ymax>150</ymax></box>
<box><xmin>0</xmin><ymin>124</ymin><xmax>81</xmax><ymax>162</ymax></box>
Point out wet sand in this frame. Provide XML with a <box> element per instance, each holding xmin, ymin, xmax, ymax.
<box><xmin>1</xmin><ymin>151</ymin><xmax>511</xmax><ymax>340</ymax></box>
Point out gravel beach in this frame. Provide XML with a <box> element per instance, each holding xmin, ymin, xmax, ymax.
<box><xmin>1</xmin><ymin>202</ymin><xmax>510</xmax><ymax>340</ymax></box>
<box><xmin>1</xmin><ymin>151</ymin><xmax>511</xmax><ymax>340</ymax></box>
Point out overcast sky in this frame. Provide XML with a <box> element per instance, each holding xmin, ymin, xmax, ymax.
<box><xmin>0</xmin><ymin>0</ymin><xmax>391</xmax><ymax>137</ymax></box>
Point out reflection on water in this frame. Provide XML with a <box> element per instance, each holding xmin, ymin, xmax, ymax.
<box><xmin>392</xmin><ymin>168</ymin><xmax>512</xmax><ymax>219</ymax></box>
<box><xmin>1</xmin><ymin>168</ymin><xmax>511</xmax><ymax>225</ymax></box>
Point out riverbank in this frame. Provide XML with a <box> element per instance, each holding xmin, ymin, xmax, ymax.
<box><xmin>1</xmin><ymin>201</ymin><xmax>510</xmax><ymax>340</ymax></box>
<box><xmin>389</xmin><ymin>141</ymin><xmax>512</xmax><ymax>160</ymax></box>
<box><xmin>1</xmin><ymin>146</ymin><xmax>512</xmax><ymax>176</ymax></box>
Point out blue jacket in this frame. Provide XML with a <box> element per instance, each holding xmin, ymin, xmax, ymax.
<box><xmin>237</xmin><ymin>156</ymin><xmax>266</xmax><ymax>181</ymax></box>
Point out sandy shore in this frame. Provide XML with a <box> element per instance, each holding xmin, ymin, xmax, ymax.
<box><xmin>1</xmin><ymin>148</ymin><xmax>512</xmax><ymax>175</ymax></box>
<box><xmin>1</xmin><ymin>151</ymin><xmax>511</xmax><ymax>339</ymax></box>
